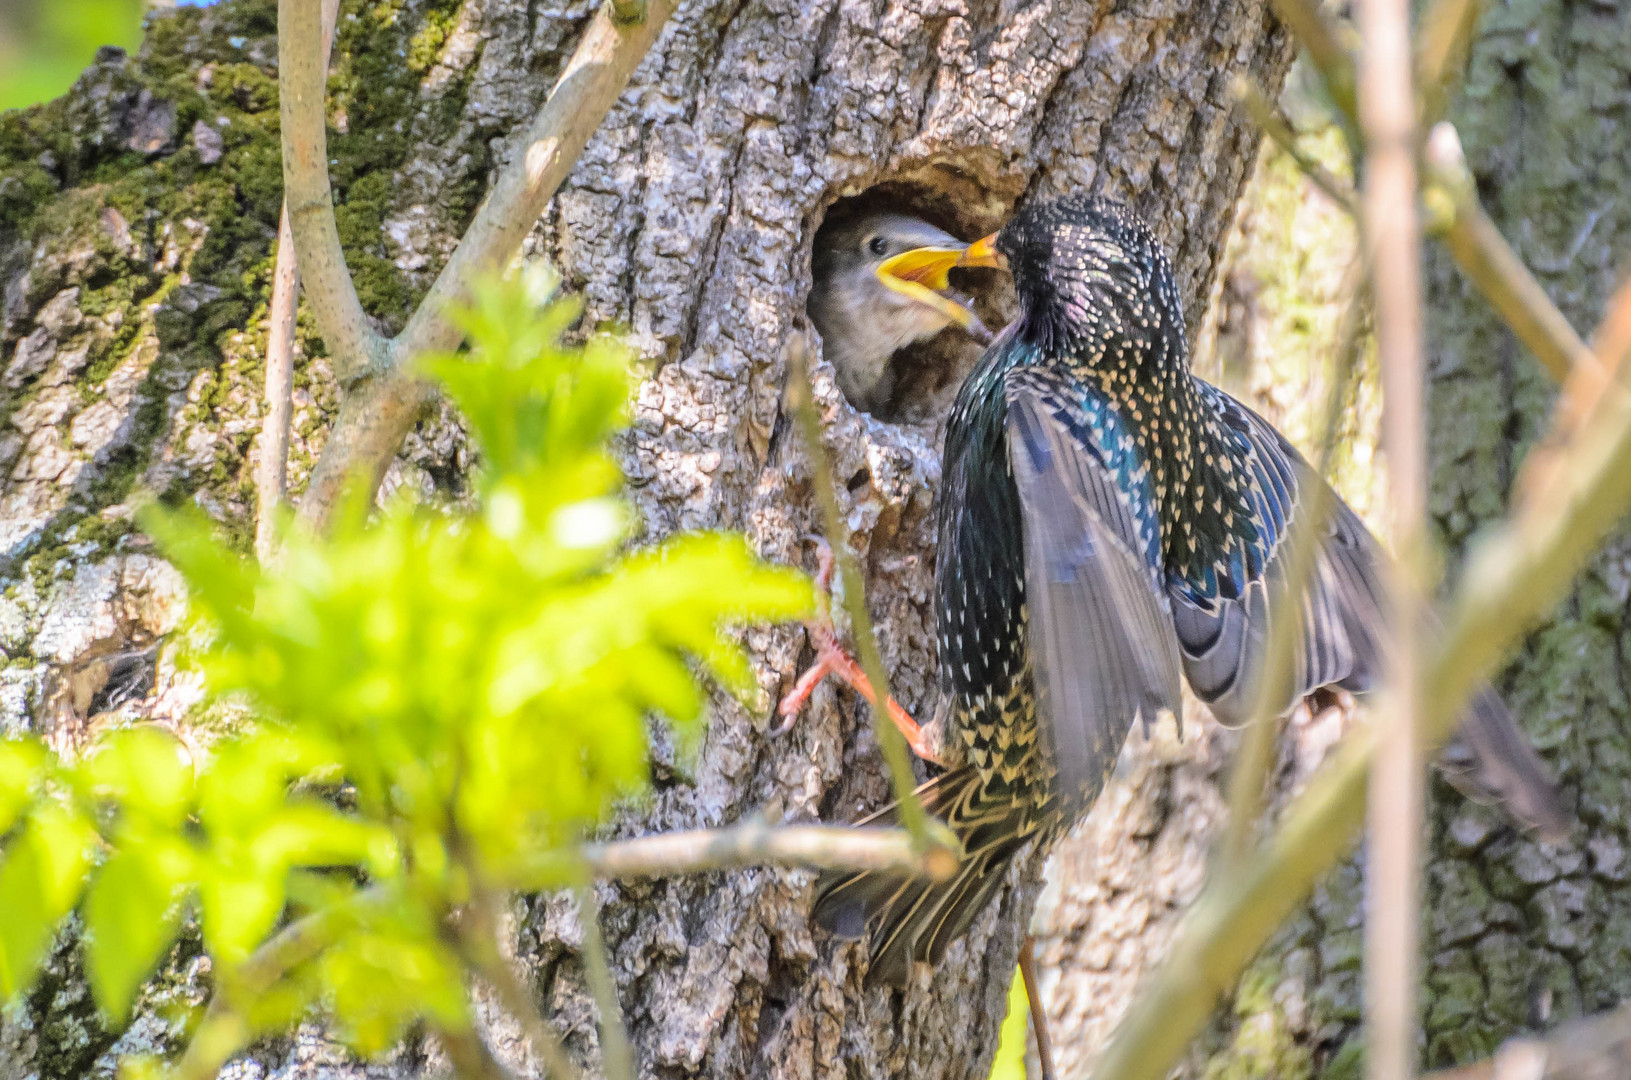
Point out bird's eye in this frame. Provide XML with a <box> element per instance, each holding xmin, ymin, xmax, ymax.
<box><xmin>867</xmin><ymin>235</ymin><xmax>890</xmax><ymax>256</ymax></box>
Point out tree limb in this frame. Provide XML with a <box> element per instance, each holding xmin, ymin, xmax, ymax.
<box><xmin>276</xmin><ymin>0</ymin><xmax>390</xmax><ymax>384</ymax></box>
<box><xmin>566</xmin><ymin>819</ymin><xmax>958</xmax><ymax>882</ymax></box>
<box><xmin>294</xmin><ymin>0</ymin><xmax>674</xmax><ymax>530</ymax></box>
<box><xmin>1423</xmin><ymin>123</ymin><xmax>1598</xmax><ymax>383</ymax></box>
<box><xmin>1358</xmin><ymin>0</ymin><xmax>1429</xmax><ymax>1071</ymax></box>
<box><xmin>257</xmin><ymin>0</ymin><xmax>340</xmax><ymax>564</ymax></box>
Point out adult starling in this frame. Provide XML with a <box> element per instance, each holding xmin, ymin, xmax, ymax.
<box><xmin>804</xmin><ymin>194</ymin><xmax>1567</xmax><ymax>987</ymax></box>
<box><xmin>808</xmin><ymin>212</ymin><xmax>990</xmax><ymax>413</ymax></box>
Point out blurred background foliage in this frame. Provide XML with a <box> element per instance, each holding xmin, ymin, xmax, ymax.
<box><xmin>0</xmin><ymin>0</ymin><xmax>149</xmax><ymax>112</ymax></box>
<box><xmin>0</xmin><ymin>270</ymin><xmax>811</xmax><ymax>1067</ymax></box>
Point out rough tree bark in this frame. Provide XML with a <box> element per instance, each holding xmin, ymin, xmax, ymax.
<box><xmin>1032</xmin><ymin>5</ymin><xmax>1631</xmax><ymax>1077</ymax></box>
<box><xmin>0</xmin><ymin>0</ymin><xmax>1292</xmax><ymax>1077</ymax></box>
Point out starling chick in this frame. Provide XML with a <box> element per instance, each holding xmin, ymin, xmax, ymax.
<box><xmin>808</xmin><ymin>212</ymin><xmax>988</xmax><ymax>414</ymax></box>
<box><xmin>810</xmin><ymin>195</ymin><xmax>1567</xmax><ymax>986</ymax></box>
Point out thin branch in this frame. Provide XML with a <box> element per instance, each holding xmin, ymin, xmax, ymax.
<box><xmin>1422</xmin><ymin>123</ymin><xmax>1598</xmax><ymax>383</ymax></box>
<box><xmin>569</xmin><ymin>820</ymin><xmax>957</xmax><ymax>882</ymax></box>
<box><xmin>1220</xmin><ymin>261</ymin><xmax>1368</xmax><ymax>867</ymax></box>
<box><xmin>1267</xmin><ymin>0</ymin><xmax>1358</xmax><ymax>126</ymax></box>
<box><xmin>296</xmin><ymin>1</ymin><xmax>674</xmax><ymax>531</ymax></box>
<box><xmin>1423</xmin><ymin>1004</ymin><xmax>1631</xmax><ymax>1080</ymax></box>
<box><xmin>277</xmin><ymin>0</ymin><xmax>391</xmax><ymax>383</ymax></box>
<box><xmin>256</xmin><ymin>208</ymin><xmax>299</xmax><ymax>564</ymax></box>
<box><xmin>572</xmin><ymin>881</ymin><xmax>633</xmax><ymax>1080</ymax></box>
<box><xmin>1414</xmin><ymin>0</ymin><xmax>1484</xmax><ymax>125</ymax></box>
<box><xmin>1233</xmin><ymin>78</ymin><xmax>1359</xmax><ymax>214</ymax></box>
<box><xmin>458</xmin><ymin>887</ymin><xmax>584</xmax><ymax>1080</ymax></box>
<box><xmin>394</xmin><ymin>1</ymin><xmax>672</xmax><ymax>364</ymax></box>
<box><xmin>1511</xmin><ymin>270</ymin><xmax>1631</xmax><ymax>511</ymax></box>
<box><xmin>783</xmin><ymin>335</ymin><xmax>932</xmax><ymax>847</ymax></box>
<box><xmin>257</xmin><ymin>0</ymin><xmax>340</xmax><ymax>565</ymax></box>
<box><xmin>1359</xmin><ymin>0</ymin><xmax>1429</xmax><ymax>1072</ymax></box>
<box><xmin>440</xmin><ymin>1024</ymin><xmax>523</xmax><ymax>1080</ymax></box>
<box><xmin>172</xmin><ymin>888</ymin><xmax>389</xmax><ymax>1080</ymax></box>
<box><xmin>1087</xmin><ymin>287</ymin><xmax>1631</xmax><ymax>1080</ymax></box>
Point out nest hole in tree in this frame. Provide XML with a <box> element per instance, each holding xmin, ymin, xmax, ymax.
<box><xmin>805</xmin><ymin>167</ymin><xmax>1015</xmax><ymax>424</ymax></box>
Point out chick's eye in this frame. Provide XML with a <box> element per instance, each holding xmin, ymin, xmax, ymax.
<box><xmin>867</xmin><ymin>235</ymin><xmax>890</xmax><ymax>257</ymax></box>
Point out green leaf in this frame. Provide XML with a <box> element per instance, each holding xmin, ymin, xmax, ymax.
<box><xmin>321</xmin><ymin>926</ymin><xmax>467</xmax><ymax>1057</ymax></box>
<box><xmin>0</xmin><ymin>738</ymin><xmax>48</xmax><ymax>836</ymax></box>
<box><xmin>199</xmin><ymin>867</ymin><xmax>285</xmax><ymax>966</ymax></box>
<box><xmin>253</xmin><ymin>804</ymin><xmax>399</xmax><ymax>878</ymax></box>
<box><xmin>0</xmin><ymin>0</ymin><xmax>146</xmax><ymax>111</ymax></box>
<box><xmin>0</xmin><ymin>803</ymin><xmax>96</xmax><ymax>999</ymax></box>
<box><xmin>85</xmin><ymin>728</ymin><xmax>195</xmax><ymax>825</ymax></box>
<box><xmin>84</xmin><ymin>838</ymin><xmax>196</xmax><ymax>1022</ymax></box>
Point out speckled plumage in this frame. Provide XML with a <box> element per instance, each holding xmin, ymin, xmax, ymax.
<box><xmin>814</xmin><ymin>195</ymin><xmax>1565</xmax><ymax>987</ymax></box>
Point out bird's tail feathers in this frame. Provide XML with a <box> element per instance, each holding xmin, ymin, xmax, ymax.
<box><xmin>1439</xmin><ymin>687</ymin><xmax>1568</xmax><ymax>841</ymax></box>
<box><xmin>811</xmin><ymin>766</ymin><xmax>1042</xmax><ymax>987</ymax></box>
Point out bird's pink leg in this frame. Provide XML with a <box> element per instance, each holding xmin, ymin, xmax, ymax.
<box><xmin>777</xmin><ymin>538</ymin><xmax>941</xmax><ymax>765</ymax></box>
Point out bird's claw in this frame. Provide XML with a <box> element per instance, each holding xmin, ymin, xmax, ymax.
<box><xmin>777</xmin><ymin>536</ymin><xmax>940</xmax><ymax>765</ymax></box>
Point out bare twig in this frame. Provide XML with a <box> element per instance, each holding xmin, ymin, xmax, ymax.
<box><xmin>440</xmin><ymin>1024</ymin><xmax>522</xmax><ymax>1080</ymax></box>
<box><xmin>1233</xmin><ymin>78</ymin><xmax>1359</xmax><ymax>214</ymax></box>
<box><xmin>1359</xmin><ymin>0</ymin><xmax>1428</xmax><ymax>1072</ymax></box>
<box><xmin>1018</xmin><ymin>938</ymin><xmax>1058</xmax><ymax>1080</ymax></box>
<box><xmin>257</xmin><ymin>0</ymin><xmax>340</xmax><ymax>565</ymax></box>
<box><xmin>1415</xmin><ymin>0</ymin><xmax>1484</xmax><ymax>124</ymax></box>
<box><xmin>1422</xmin><ymin>124</ymin><xmax>1598</xmax><ymax>383</ymax></box>
<box><xmin>277</xmin><ymin>0</ymin><xmax>391</xmax><ymax>384</ymax></box>
<box><xmin>393</xmin><ymin>2</ymin><xmax>671</xmax><ymax>365</ymax></box>
<box><xmin>572</xmin><ymin>881</ymin><xmax>633</xmax><ymax>1080</ymax></box>
<box><xmin>1220</xmin><ymin>261</ymin><xmax>1368</xmax><ymax>867</ymax></box>
<box><xmin>289</xmin><ymin>1</ymin><xmax>674</xmax><ymax>530</ymax></box>
<box><xmin>172</xmin><ymin>887</ymin><xmax>390</xmax><ymax>1080</ymax></box>
<box><xmin>782</xmin><ymin>335</ymin><xmax>932</xmax><ymax>847</ymax></box>
<box><xmin>1086</xmin><ymin>285</ymin><xmax>1631</xmax><ymax>1080</ymax></box>
<box><xmin>559</xmin><ymin>819</ymin><xmax>956</xmax><ymax>882</ymax></box>
<box><xmin>256</xmin><ymin>209</ymin><xmax>299</xmax><ymax>563</ymax></box>
<box><xmin>1511</xmin><ymin>271</ymin><xmax>1631</xmax><ymax>511</ymax></box>
<box><xmin>458</xmin><ymin>887</ymin><xmax>584</xmax><ymax>1080</ymax></box>
<box><xmin>1423</xmin><ymin>1004</ymin><xmax>1631</xmax><ymax>1080</ymax></box>
<box><xmin>1267</xmin><ymin>0</ymin><xmax>1358</xmax><ymax>126</ymax></box>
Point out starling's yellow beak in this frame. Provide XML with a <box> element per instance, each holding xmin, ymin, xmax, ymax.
<box><xmin>875</xmin><ymin>245</ymin><xmax>977</xmax><ymax>329</ymax></box>
<box><xmin>958</xmin><ymin>232</ymin><xmax>1005</xmax><ymax>269</ymax></box>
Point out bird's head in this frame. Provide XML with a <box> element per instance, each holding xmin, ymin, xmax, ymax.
<box><xmin>880</xmin><ymin>196</ymin><xmax>1184</xmax><ymax>363</ymax></box>
<box><xmin>975</xmin><ymin>196</ymin><xmax>1185</xmax><ymax>357</ymax></box>
<box><xmin>812</xmin><ymin>212</ymin><xmax>988</xmax><ymax>336</ymax></box>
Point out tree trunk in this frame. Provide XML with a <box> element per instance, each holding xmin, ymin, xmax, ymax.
<box><xmin>0</xmin><ymin>0</ymin><xmax>1290</xmax><ymax>1077</ymax></box>
<box><xmin>1032</xmin><ymin>6</ymin><xmax>1631</xmax><ymax>1077</ymax></box>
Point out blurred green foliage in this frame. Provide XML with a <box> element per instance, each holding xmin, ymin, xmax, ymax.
<box><xmin>0</xmin><ymin>270</ymin><xmax>812</xmax><ymax>1067</ymax></box>
<box><xmin>0</xmin><ymin>0</ymin><xmax>148</xmax><ymax>112</ymax></box>
<box><xmin>989</xmin><ymin>964</ymin><xmax>1031</xmax><ymax>1080</ymax></box>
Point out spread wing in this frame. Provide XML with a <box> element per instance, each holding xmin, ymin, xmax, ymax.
<box><xmin>1004</xmin><ymin>373</ymin><xmax>1184</xmax><ymax>817</ymax></box>
<box><xmin>1169</xmin><ymin>385</ymin><xmax>1565</xmax><ymax>836</ymax></box>
<box><xmin>1168</xmin><ymin>387</ymin><xmax>1386</xmax><ymax>723</ymax></box>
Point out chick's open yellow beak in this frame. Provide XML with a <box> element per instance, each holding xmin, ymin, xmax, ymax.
<box><xmin>875</xmin><ymin>245</ymin><xmax>974</xmax><ymax>329</ymax></box>
<box><xmin>959</xmin><ymin>232</ymin><xmax>1005</xmax><ymax>269</ymax></box>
